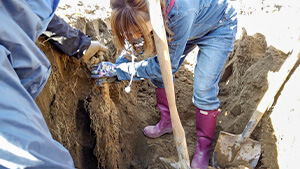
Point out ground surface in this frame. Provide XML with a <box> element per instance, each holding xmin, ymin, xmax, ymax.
<box><xmin>36</xmin><ymin>0</ymin><xmax>300</xmax><ymax>168</ymax></box>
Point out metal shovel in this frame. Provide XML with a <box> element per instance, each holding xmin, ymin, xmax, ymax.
<box><xmin>213</xmin><ymin>50</ymin><xmax>300</xmax><ymax>168</ymax></box>
<box><xmin>147</xmin><ymin>0</ymin><xmax>191</xmax><ymax>168</ymax></box>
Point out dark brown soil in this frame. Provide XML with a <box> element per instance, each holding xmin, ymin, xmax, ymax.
<box><xmin>35</xmin><ymin>2</ymin><xmax>300</xmax><ymax>169</ymax></box>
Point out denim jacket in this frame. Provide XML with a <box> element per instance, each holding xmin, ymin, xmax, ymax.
<box><xmin>116</xmin><ymin>0</ymin><xmax>237</xmax><ymax>88</ymax></box>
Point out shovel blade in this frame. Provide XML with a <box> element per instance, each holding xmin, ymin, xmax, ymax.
<box><xmin>212</xmin><ymin>131</ymin><xmax>261</xmax><ymax>168</ymax></box>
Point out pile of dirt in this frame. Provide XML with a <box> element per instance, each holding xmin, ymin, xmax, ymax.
<box><xmin>35</xmin><ymin>1</ymin><xmax>296</xmax><ymax>169</ymax></box>
<box><xmin>217</xmin><ymin>29</ymin><xmax>288</xmax><ymax>168</ymax></box>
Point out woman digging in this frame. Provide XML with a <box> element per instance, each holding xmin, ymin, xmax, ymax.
<box><xmin>92</xmin><ymin>0</ymin><xmax>237</xmax><ymax>168</ymax></box>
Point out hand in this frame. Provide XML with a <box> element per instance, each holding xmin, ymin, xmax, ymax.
<box><xmin>91</xmin><ymin>62</ymin><xmax>118</xmax><ymax>87</ymax></box>
<box><xmin>91</xmin><ymin>62</ymin><xmax>117</xmax><ymax>78</ymax></box>
<box><xmin>82</xmin><ymin>41</ymin><xmax>108</xmax><ymax>63</ymax></box>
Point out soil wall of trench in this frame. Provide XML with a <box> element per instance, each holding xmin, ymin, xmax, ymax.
<box><xmin>35</xmin><ymin>17</ymin><xmax>293</xmax><ymax>169</ymax></box>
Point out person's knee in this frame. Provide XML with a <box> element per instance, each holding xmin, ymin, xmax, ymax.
<box><xmin>193</xmin><ymin>80</ymin><xmax>220</xmax><ymax>109</ymax></box>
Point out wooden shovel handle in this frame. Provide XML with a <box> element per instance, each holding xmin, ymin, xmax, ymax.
<box><xmin>240</xmin><ymin>50</ymin><xmax>300</xmax><ymax>143</ymax></box>
<box><xmin>146</xmin><ymin>0</ymin><xmax>190</xmax><ymax>167</ymax></box>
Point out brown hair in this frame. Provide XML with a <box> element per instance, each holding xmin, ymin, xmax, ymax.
<box><xmin>110</xmin><ymin>0</ymin><xmax>171</xmax><ymax>56</ymax></box>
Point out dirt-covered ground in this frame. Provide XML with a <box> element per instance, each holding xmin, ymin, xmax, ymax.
<box><xmin>35</xmin><ymin>0</ymin><xmax>300</xmax><ymax>168</ymax></box>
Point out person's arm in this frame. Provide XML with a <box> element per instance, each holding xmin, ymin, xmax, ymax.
<box><xmin>116</xmin><ymin>11</ymin><xmax>196</xmax><ymax>83</ymax></box>
<box><xmin>44</xmin><ymin>14</ymin><xmax>108</xmax><ymax>62</ymax></box>
<box><xmin>44</xmin><ymin>14</ymin><xmax>92</xmax><ymax>58</ymax></box>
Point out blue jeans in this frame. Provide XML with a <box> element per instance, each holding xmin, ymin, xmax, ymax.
<box><xmin>116</xmin><ymin>0</ymin><xmax>237</xmax><ymax>110</ymax></box>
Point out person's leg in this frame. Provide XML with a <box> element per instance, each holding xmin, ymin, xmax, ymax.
<box><xmin>143</xmin><ymin>43</ymin><xmax>197</xmax><ymax>138</ymax></box>
<box><xmin>192</xmin><ymin>108</ymin><xmax>219</xmax><ymax>169</ymax></box>
<box><xmin>191</xmin><ymin>4</ymin><xmax>237</xmax><ymax>168</ymax></box>
<box><xmin>143</xmin><ymin>88</ymin><xmax>173</xmax><ymax>138</ymax></box>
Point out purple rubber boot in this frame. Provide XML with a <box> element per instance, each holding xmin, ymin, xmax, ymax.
<box><xmin>191</xmin><ymin>108</ymin><xmax>219</xmax><ymax>169</ymax></box>
<box><xmin>143</xmin><ymin>88</ymin><xmax>172</xmax><ymax>138</ymax></box>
